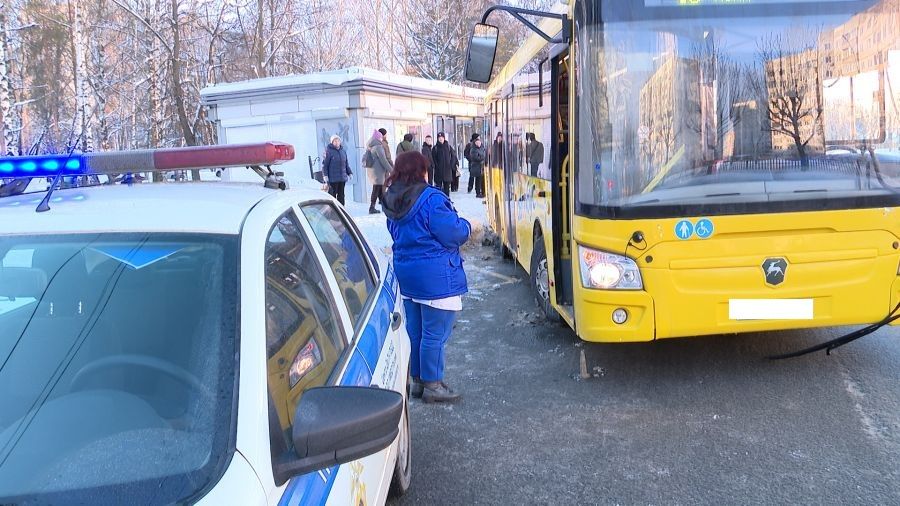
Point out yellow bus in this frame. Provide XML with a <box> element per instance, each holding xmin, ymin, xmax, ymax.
<box><xmin>466</xmin><ymin>0</ymin><xmax>900</xmax><ymax>343</ymax></box>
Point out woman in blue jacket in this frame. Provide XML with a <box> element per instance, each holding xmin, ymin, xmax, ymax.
<box><xmin>383</xmin><ymin>151</ymin><xmax>470</xmax><ymax>403</ymax></box>
<box><xmin>322</xmin><ymin>135</ymin><xmax>352</xmax><ymax>205</ymax></box>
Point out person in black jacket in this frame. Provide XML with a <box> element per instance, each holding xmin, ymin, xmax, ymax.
<box><xmin>468</xmin><ymin>137</ymin><xmax>487</xmax><ymax>198</ymax></box>
<box><xmin>421</xmin><ymin>135</ymin><xmax>435</xmax><ymax>185</ymax></box>
<box><xmin>322</xmin><ymin>135</ymin><xmax>352</xmax><ymax>205</ymax></box>
<box><xmin>491</xmin><ymin>132</ymin><xmax>504</xmax><ymax>169</ymax></box>
<box><xmin>431</xmin><ymin>132</ymin><xmax>458</xmax><ymax>196</ymax></box>
<box><xmin>465</xmin><ymin>133</ymin><xmax>481</xmax><ymax>194</ymax></box>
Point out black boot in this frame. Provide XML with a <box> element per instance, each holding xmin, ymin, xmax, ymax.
<box><xmin>410</xmin><ymin>377</ymin><xmax>424</xmax><ymax>399</ymax></box>
<box><xmin>422</xmin><ymin>381</ymin><xmax>461</xmax><ymax>404</ymax></box>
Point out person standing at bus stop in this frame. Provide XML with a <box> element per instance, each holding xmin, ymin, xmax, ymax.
<box><xmin>379</xmin><ymin>128</ymin><xmax>394</xmax><ymax>167</ymax></box>
<box><xmin>431</xmin><ymin>132</ymin><xmax>457</xmax><ymax>197</ymax></box>
<box><xmin>397</xmin><ymin>133</ymin><xmax>416</xmax><ymax>158</ymax></box>
<box><xmin>383</xmin><ymin>151</ymin><xmax>470</xmax><ymax>404</ymax></box>
<box><xmin>365</xmin><ymin>129</ymin><xmax>393</xmax><ymax>214</ymax></box>
<box><xmin>421</xmin><ymin>135</ymin><xmax>435</xmax><ymax>185</ymax></box>
<box><xmin>322</xmin><ymin>135</ymin><xmax>352</xmax><ymax>205</ymax></box>
<box><xmin>468</xmin><ymin>136</ymin><xmax>486</xmax><ymax>198</ymax></box>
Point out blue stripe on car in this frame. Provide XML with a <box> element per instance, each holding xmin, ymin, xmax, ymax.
<box><xmin>278</xmin><ymin>265</ymin><xmax>399</xmax><ymax>506</ymax></box>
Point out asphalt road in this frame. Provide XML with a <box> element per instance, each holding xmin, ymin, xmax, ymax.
<box><xmin>389</xmin><ymin>244</ymin><xmax>900</xmax><ymax>505</ymax></box>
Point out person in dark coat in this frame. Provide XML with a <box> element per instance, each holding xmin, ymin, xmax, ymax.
<box><xmin>465</xmin><ymin>133</ymin><xmax>481</xmax><ymax>194</ymax></box>
<box><xmin>431</xmin><ymin>132</ymin><xmax>458</xmax><ymax>197</ymax></box>
<box><xmin>421</xmin><ymin>135</ymin><xmax>435</xmax><ymax>185</ymax></box>
<box><xmin>526</xmin><ymin>132</ymin><xmax>545</xmax><ymax>177</ymax></box>
<box><xmin>322</xmin><ymin>135</ymin><xmax>352</xmax><ymax>205</ymax></box>
<box><xmin>468</xmin><ymin>137</ymin><xmax>487</xmax><ymax>198</ymax></box>
<box><xmin>383</xmin><ymin>151</ymin><xmax>470</xmax><ymax>403</ymax></box>
<box><xmin>491</xmin><ymin>132</ymin><xmax>504</xmax><ymax>169</ymax></box>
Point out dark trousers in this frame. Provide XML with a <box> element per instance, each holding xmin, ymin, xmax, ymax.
<box><xmin>370</xmin><ymin>184</ymin><xmax>383</xmax><ymax>208</ymax></box>
<box><xmin>328</xmin><ymin>181</ymin><xmax>346</xmax><ymax>205</ymax></box>
<box><xmin>451</xmin><ymin>173</ymin><xmax>460</xmax><ymax>192</ymax></box>
<box><xmin>467</xmin><ymin>173</ymin><xmax>475</xmax><ymax>192</ymax></box>
<box><xmin>404</xmin><ymin>299</ymin><xmax>457</xmax><ymax>382</ymax></box>
<box><xmin>436</xmin><ymin>180</ymin><xmax>451</xmax><ymax>196</ymax></box>
<box><xmin>473</xmin><ymin>175</ymin><xmax>484</xmax><ymax>197</ymax></box>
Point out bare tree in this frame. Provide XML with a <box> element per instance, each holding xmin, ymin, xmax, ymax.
<box><xmin>749</xmin><ymin>31</ymin><xmax>824</xmax><ymax>165</ymax></box>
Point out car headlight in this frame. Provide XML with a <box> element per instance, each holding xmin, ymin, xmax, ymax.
<box><xmin>578</xmin><ymin>245</ymin><xmax>643</xmax><ymax>290</ymax></box>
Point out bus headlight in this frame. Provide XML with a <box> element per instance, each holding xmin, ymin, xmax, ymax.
<box><xmin>578</xmin><ymin>245</ymin><xmax>643</xmax><ymax>290</ymax></box>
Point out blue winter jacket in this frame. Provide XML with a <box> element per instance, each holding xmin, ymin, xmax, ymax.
<box><xmin>322</xmin><ymin>143</ymin><xmax>351</xmax><ymax>183</ymax></box>
<box><xmin>383</xmin><ymin>182</ymin><xmax>471</xmax><ymax>300</ymax></box>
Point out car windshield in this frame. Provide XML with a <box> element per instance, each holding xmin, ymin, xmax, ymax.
<box><xmin>0</xmin><ymin>233</ymin><xmax>238</xmax><ymax>504</ymax></box>
<box><xmin>575</xmin><ymin>0</ymin><xmax>900</xmax><ymax>217</ymax></box>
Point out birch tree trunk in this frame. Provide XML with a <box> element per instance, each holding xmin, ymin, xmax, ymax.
<box><xmin>0</xmin><ymin>2</ymin><xmax>18</xmax><ymax>155</ymax></box>
<box><xmin>72</xmin><ymin>0</ymin><xmax>94</xmax><ymax>152</ymax></box>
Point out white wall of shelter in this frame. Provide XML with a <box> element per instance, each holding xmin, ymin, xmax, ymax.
<box><xmin>200</xmin><ymin>67</ymin><xmax>486</xmax><ymax>203</ymax></box>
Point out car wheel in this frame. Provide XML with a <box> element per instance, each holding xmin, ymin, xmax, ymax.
<box><xmin>388</xmin><ymin>385</ymin><xmax>412</xmax><ymax>497</ymax></box>
<box><xmin>530</xmin><ymin>238</ymin><xmax>561</xmax><ymax>323</ymax></box>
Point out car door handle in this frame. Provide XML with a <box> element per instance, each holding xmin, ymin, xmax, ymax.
<box><xmin>391</xmin><ymin>311</ymin><xmax>403</xmax><ymax>331</ymax></box>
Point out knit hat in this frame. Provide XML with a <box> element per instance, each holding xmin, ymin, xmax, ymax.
<box><xmin>372</xmin><ymin>129</ymin><xmax>383</xmax><ymax>140</ymax></box>
<box><xmin>470</xmin><ymin>133</ymin><xmax>480</xmax><ymax>143</ymax></box>
<box><xmin>329</xmin><ymin>134</ymin><xmax>341</xmax><ymax>144</ymax></box>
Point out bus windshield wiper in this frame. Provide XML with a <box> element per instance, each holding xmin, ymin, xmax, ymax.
<box><xmin>769</xmin><ymin>302</ymin><xmax>900</xmax><ymax>359</ymax></box>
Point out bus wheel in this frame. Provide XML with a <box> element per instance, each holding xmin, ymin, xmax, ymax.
<box><xmin>495</xmin><ymin>199</ymin><xmax>513</xmax><ymax>259</ymax></box>
<box><xmin>530</xmin><ymin>239</ymin><xmax>561</xmax><ymax>322</ymax></box>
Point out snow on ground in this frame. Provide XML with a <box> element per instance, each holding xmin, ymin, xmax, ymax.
<box><xmin>343</xmin><ymin>179</ymin><xmax>488</xmax><ymax>256</ymax></box>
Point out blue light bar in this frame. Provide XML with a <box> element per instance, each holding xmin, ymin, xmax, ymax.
<box><xmin>0</xmin><ymin>154</ymin><xmax>86</xmax><ymax>178</ymax></box>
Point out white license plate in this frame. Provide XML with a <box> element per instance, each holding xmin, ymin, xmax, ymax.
<box><xmin>729</xmin><ymin>299</ymin><xmax>814</xmax><ymax>320</ymax></box>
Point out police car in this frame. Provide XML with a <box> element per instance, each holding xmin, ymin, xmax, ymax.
<box><xmin>0</xmin><ymin>143</ymin><xmax>412</xmax><ymax>505</ymax></box>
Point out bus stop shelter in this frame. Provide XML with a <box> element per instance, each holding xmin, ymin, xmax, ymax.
<box><xmin>200</xmin><ymin>67</ymin><xmax>485</xmax><ymax>203</ymax></box>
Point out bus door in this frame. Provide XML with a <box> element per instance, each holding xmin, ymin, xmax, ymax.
<box><xmin>503</xmin><ymin>95</ymin><xmax>518</xmax><ymax>254</ymax></box>
<box><xmin>551</xmin><ymin>50</ymin><xmax>573</xmax><ymax>306</ymax></box>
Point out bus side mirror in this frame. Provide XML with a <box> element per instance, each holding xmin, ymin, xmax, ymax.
<box><xmin>465</xmin><ymin>23</ymin><xmax>500</xmax><ymax>84</ymax></box>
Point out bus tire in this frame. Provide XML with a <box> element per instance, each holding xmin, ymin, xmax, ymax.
<box><xmin>530</xmin><ymin>238</ymin><xmax>561</xmax><ymax>323</ymax></box>
<box><xmin>388</xmin><ymin>383</ymin><xmax>412</xmax><ymax>497</ymax></box>
<box><xmin>495</xmin><ymin>199</ymin><xmax>513</xmax><ymax>259</ymax></box>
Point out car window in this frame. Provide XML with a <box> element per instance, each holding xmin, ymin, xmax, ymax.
<box><xmin>264</xmin><ymin>212</ymin><xmax>346</xmax><ymax>463</ymax></box>
<box><xmin>299</xmin><ymin>203</ymin><xmax>377</xmax><ymax>329</ymax></box>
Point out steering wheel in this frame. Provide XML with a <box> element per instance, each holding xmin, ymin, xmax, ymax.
<box><xmin>69</xmin><ymin>354</ymin><xmax>213</xmax><ymax>400</ymax></box>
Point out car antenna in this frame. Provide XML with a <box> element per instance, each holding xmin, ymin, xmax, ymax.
<box><xmin>36</xmin><ymin>136</ymin><xmax>83</xmax><ymax>213</ymax></box>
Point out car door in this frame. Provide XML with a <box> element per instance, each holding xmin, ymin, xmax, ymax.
<box><xmin>259</xmin><ymin>209</ymin><xmax>356</xmax><ymax>506</ymax></box>
<box><xmin>295</xmin><ymin>201</ymin><xmax>409</xmax><ymax>505</ymax></box>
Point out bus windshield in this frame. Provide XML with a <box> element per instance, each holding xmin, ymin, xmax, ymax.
<box><xmin>575</xmin><ymin>0</ymin><xmax>900</xmax><ymax>217</ymax></box>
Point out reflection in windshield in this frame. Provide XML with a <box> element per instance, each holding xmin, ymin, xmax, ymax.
<box><xmin>576</xmin><ymin>0</ymin><xmax>900</xmax><ymax>213</ymax></box>
<box><xmin>0</xmin><ymin>234</ymin><xmax>237</xmax><ymax>504</ymax></box>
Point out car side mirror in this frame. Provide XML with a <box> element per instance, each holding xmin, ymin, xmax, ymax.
<box><xmin>465</xmin><ymin>23</ymin><xmax>500</xmax><ymax>84</ymax></box>
<box><xmin>273</xmin><ymin>386</ymin><xmax>403</xmax><ymax>485</ymax></box>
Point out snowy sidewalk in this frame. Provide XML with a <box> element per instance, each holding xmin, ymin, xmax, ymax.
<box><xmin>343</xmin><ymin>186</ymin><xmax>488</xmax><ymax>255</ymax></box>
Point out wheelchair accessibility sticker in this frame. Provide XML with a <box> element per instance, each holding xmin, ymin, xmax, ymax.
<box><xmin>695</xmin><ymin>219</ymin><xmax>714</xmax><ymax>239</ymax></box>
<box><xmin>674</xmin><ymin>218</ymin><xmax>714</xmax><ymax>240</ymax></box>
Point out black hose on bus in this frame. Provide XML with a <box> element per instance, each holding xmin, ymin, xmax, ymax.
<box><xmin>768</xmin><ymin>302</ymin><xmax>900</xmax><ymax>360</ymax></box>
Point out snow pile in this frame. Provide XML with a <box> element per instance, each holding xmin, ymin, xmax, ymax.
<box><xmin>344</xmin><ymin>185</ymin><xmax>488</xmax><ymax>256</ymax></box>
